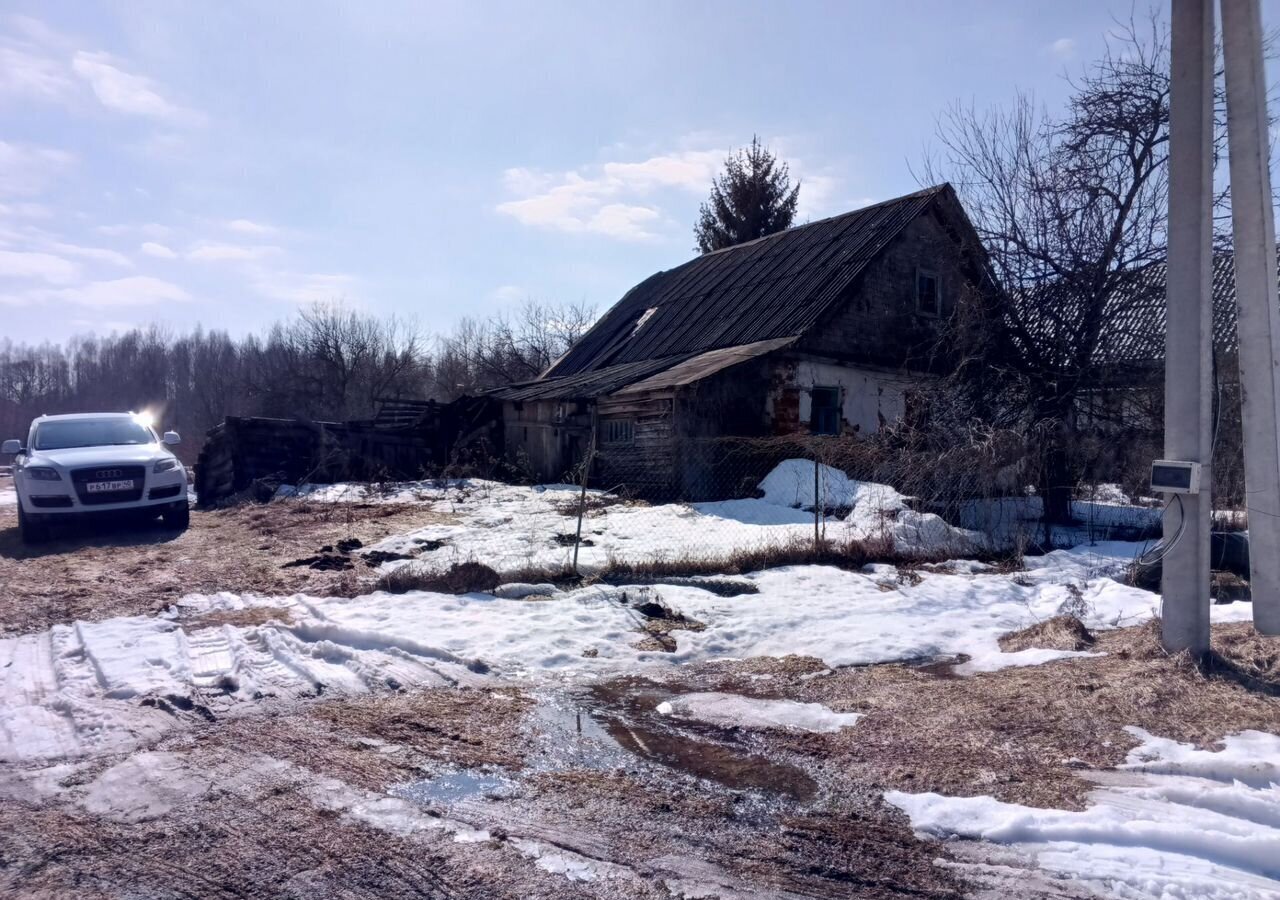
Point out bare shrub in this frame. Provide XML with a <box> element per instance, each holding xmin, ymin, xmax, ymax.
<box><xmin>374</xmin><ymin>561</ymin><xmax>500</xmax><ymax>594</ymax></box>
<box><xmin>998</xmin><ymin>615</ymin><xmax>1095</xmax><ymax>653</ymax></box>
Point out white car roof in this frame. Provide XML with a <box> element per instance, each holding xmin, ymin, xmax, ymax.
<box><xmin>32</xmin><ymin>412</ymin><xmax>139</xmax><ymax>423</ymax></box>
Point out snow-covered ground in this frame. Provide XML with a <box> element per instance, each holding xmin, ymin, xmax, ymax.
<box><xmin>343</xmin><ymin>465</ymin><xmax>988</xmax><ymax>577</ymax></box>
<box><xmin>0</xmin><ymin>539</ymin><xmax>1254</xmax><ymax>765</ymax></box>
<box><xmin>890</xmin><ymin>727</ymin><xmax>1280</xmax><ymax>899</ymax></box>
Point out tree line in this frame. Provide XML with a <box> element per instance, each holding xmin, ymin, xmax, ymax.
<box><xmin>0</xmin><ymin>300</ymin><xmax>594</xmax><ymax>460</ymax></box>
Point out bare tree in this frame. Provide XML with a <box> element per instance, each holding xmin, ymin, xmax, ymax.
<box><xmin>432</xmin><ymin>299</ymin><xmax>595</xmax><ymax>398</ymax></box>
<box><xmin>923</xmin><ymin>16</ymin><xmax>1179</xmax><ymax>524</ymax></box>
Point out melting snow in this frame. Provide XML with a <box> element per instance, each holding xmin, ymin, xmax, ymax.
<box><xmin>1</xmin><ymin>539</ymin><xmax>1254</xmax><ymax>765</ymax></box>
<box><xmin>656</xmin><ymin>692</ymin><xmax>862</xmax><ymax>733</ymax></box>
<box><xmin>887</xmin><ymin>727</ymin><xmax>1280</xmax><ymax>899</ymax></box>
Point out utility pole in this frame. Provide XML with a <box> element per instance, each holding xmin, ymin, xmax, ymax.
<box><xmin>1221</xmin><ymin>0</ymin><xmax>1280</xmax><ymax>635</ymax></box>
<box><xmin>1162</xmin><ymin>0</ymin><xmax>1215</xmax><ymax>653</ymax></box>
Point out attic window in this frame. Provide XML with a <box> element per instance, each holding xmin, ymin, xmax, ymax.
<box><xmin>916</xmin><ymin>268</ymin><xmax>941</xmax><ymax>317</ymax></box>
<box><xmin>631</xmin><ymin>307</ymin><xmax>658</xmax><ymax>336</ymax></box>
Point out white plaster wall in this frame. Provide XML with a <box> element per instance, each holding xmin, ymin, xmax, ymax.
<box><xmin>794</xmin><ymin>361</ymin><xmax>913</xmax><ymax>433</ymax></box>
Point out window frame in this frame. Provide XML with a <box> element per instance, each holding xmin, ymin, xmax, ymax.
<box><xmin>809</xmin><ymin>386</ymin><xmax>841</xmax><ymax>436</ymax></box>
<box><xmin>601</xmin><ymin>418</ymin><xmax>635</xmax><ymax>445</ymax></box>
<box><xmin>915</xmin><ymin>267</ymin><xmax>942</xmax><ymax>317</ymax></box>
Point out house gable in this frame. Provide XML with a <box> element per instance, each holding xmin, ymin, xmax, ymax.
<box><xmin>799</xmin><ymin>193</ymin><xmax>992</xmax><ymax>373</ymax></box>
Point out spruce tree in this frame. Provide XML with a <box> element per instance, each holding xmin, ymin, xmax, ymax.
<box><xmin>694</xmin><ymin>136</ymin><xmax>801</xmax><ymax>253</ymax></box>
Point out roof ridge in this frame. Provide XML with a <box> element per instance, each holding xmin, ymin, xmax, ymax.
<box><xmin>692</xmin><ymin>183</ymin><xmax>950</xmax><ymax>261</ymax></box>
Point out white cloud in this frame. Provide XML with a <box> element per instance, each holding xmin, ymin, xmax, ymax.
<box><xmin>252</xmin><ymin>271</ymin><xmax>356</xmax><ymax>304</ymax></box>
<box><xmin>0</xmin><ymin>249</ymin><xmax>80</xmax><ymax>283</ymax></box>
<box><xmin>96</xmin><ymin>222</ymin><xmax>170</xmax><ymax>239</ymax></box>
<box><xmin>1048</xmin><ymin>37</ymin><xmax>1076</xmax><ymax>60</ymax></box>
<box><xmin>71</xmin><ymin>51</ymin><xmax>200</xmax><ymax>124</ymax></box>
<box><xmin>186</xmin><ymin>241</ymin><xmax>282</xmax><ymax>262</ymax></box>
<box><xmin>49</xmin><ymin>241</ymin><xmax>132</xmax><ymax>267</ymax></box>
<box><xmin>0</xmin><ymin>44</ymin><xmax>75</xmax><ymax>101</ymax></box>
<box><xmin>587</xmin><ymin>203</ymin><xmax>662</xmax><ymax>240</ymax></box>
<box><xmin>46</xmin><ymin>275</ymin><xmax>190</xmax><ymax>308</ymax></box>
<box><xmin>68</xmin><ymin>316</ymin><xmax>137</xmax><ymax>334</ymax></box>
<box><xmin>227</xmin><ymin>218</ymin><xmax>277</xmax><ymax>236</ymax></box>
<box><xmin>496</xmin><ymin>149</ymin><xmax>728</xmax><ymax>240</ymax></box>
<box><xmin>140</xmin><ymin>241</ymin><xmax>176</xmax><ymax>259</ymax></box>
<box><xmin>0</xmin><ymin>201</ymin><xmax>53</xmax><ymax>219</ymax></box>
<box><xmin>488</xmin><ymin>284</ymin><xmax>526</xmax><ymax>304</ymax></box>
<box><xmin>0</xmin><ymin>140</ymin><xmax>75</xmax><ymax>196</ymax></box>
<box><xmin>600</xmin><ymin>150</ymin><xmax>724</xmax><ymax>193</ymax></box>
<box><xmin>497</xmin><ymin>144</ymin><xmax>840</xmax><ymax>241</ymax></box>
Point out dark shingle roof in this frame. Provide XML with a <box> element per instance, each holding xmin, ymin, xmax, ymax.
<box><xmin>491</xmin><ymin>356</ymin><xmax>692</xmax><ymax>402</ymax></box>
<box><xmin>544</xmin><ymin>185</ymin><xmax>955</xmax><ymax>378</ymax></box>
<box><xmin>1092</xmin><ymin>254</ymin><xmax>1243</xmax><ymax>365</ymax></box>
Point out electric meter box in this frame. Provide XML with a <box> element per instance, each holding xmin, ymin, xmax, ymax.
<box><xmin>1150</xmin><ymin>460</ymin><xmax>1202</xmax><ymax>495</ymax></box>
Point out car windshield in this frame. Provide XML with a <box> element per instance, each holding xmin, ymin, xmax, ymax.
<box><xmin>33</xmin><ymin>419</ymin><xmax>155</xmax><ymax>451</ymax></box>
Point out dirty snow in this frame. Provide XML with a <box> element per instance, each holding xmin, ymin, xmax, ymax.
<box><xmin>359</xmin><ymin>466</ymin><xmax>986</xmax><ymax>576</ymax></box>
<box><xmin>656</xmin><ymin>692</ymin><xmax>862</xmax><ymax>733</ymax></box>
<box><xmin>888</xmin><ymin>727</ymin><xmax>1280</xmax><ymax>899</ymax></box>
<box><xmin>3</xmin><ymin>535</ymin><xmax>1254</xmax><ymax>765</ymax></box>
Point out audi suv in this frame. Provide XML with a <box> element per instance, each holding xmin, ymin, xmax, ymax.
<box><xmin>2</xmin><ymin>412</ymin><xmax>190</xmax><ymax>544</ymax></box>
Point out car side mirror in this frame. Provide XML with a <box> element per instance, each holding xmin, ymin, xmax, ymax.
<box><xmin>163</xmin><ymin>431</ymin><xmax>181</xmax><ymax>446</ymax></box>
<box><xmin>1</xmin><ymin>439</ymin><xmax>21</xmax><ymax>455</ymax></box>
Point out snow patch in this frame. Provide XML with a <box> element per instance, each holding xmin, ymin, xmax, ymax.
<box><xmin>656</xmin><ymin>692</ymin><xmax>862</xmax><ymax>733</ymax></box>
<box><xmin>887</xmin><ymin>727</ymin><xmax>1280</xmax><ymax>899</ymax></box>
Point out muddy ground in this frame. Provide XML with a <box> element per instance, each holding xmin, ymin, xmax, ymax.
<box><xmin>0</xmin><ymin>486</ymin><xmax>452</xmax><ymax>635</ymax></box>
<box><xmin>3</xmin><ymin>482</ymin><xmax>1279</xmax><ymax>897</ymax></box>
<box><xmin>2</xmin><ymin>619</ymin><xmax>1278</xmax><ymax>898</ymax></box>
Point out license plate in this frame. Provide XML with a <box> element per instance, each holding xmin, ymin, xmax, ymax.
<box><xmin>86</xmin><ymin>480</ymin><xmax>134</xmax><ymax>493</ymax></box>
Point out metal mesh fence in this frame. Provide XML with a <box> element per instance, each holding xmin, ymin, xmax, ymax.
<box><xmin>339</xmin><ymin>430</ymin><xmax>1170</xmax><ymax>591</ymax></box>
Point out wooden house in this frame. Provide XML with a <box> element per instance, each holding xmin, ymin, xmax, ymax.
<box><xmin>494</xmin><ymin>184</ymin><xmax>998</xmax><ymax>499</ymax></box>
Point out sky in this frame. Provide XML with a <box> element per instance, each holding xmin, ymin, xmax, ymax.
<box><xmin>0</xmin><ymin>1</ymin><xmax>1269</xmax><ymax>346</ymax></box>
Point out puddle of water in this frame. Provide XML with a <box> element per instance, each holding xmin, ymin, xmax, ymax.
<box><xmin>603</xmin><ymin>720</ymin><xmax>817</xmax><ymax>802</ymax></box>
<box><xmin>904</xmin><ymin>654</ymin><xmax>969</xmax><ymax>679</ymax></box>
<box><xmin>527</xmin><ymin>692</ymin><xmax>629</xmax><ymax>771</ymax></box>
<box><xmin>581</xmin><ymin>677</ymin><xmax>819</xmax><ymax>802</ymax></box>
<box><xmin>393</xmin><ymin>771</ymin><xmax>513</xmax><ymax>808</ymax></box>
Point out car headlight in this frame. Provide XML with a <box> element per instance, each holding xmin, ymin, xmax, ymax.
<box><xmin>26</xmin><ymin>466</ymin><xmax>60</xmax><ymax>481</ymax></box>
<box><xmin>154</xmin><ymin>458</ymin><xmax>181</xmax><ymax>474</ymax></box>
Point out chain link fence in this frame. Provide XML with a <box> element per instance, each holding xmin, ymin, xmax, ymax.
<box><xmin>323</xmin><ymin>428</ymin><xmax>1177</xmax><ymax>595</ymax></box>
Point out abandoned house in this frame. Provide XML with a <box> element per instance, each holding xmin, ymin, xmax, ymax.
<box><xmin>493</xmin><ymin>184</ymin><xmax>998</xmax><ymax>499</ymax></box>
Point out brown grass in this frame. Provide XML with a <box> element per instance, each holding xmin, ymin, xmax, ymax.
<box><xmin>998</xmin><ymin>615</ymin><xmax>1095</xmax><ymax>652</ymax></box>
<box><xmin>373</xmin><ymin>560</ymin><xmax>501</xmax><ymax>594</ymax></box>
<box><xmin>0</xmin><ymin>498</ymin><xmax>455</xmax><ymax>635</ymax></box>
<box><xmin>178</xmin><ymin>606</ymin><xmax>296</xmax><ymax>630</ymax></box>
<box><xmin>721</xmin><ymin>619</ymin><xmax>1280</xmax><ymax>810</ymax></box>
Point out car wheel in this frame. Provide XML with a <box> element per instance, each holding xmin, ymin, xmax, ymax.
<box><xmin>17</xmin><ymin>505</ymin><xmax>49</xmax><ymax>544</ymax></box>
<box><xmin>162</xmin><ymin>502</ymin><xmax>190</xmax><ymax>531</ymax></box>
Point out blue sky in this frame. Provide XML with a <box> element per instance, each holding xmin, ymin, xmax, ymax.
<box><xmin>0</xmin><ymin>1</ymin><xmax>1258</xmax><ymax>344</ymax></box>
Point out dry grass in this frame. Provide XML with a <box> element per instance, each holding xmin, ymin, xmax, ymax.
<box><xmin>998</xmin><ymin>615</ymin><xmax>1095</xmax><ymax>652</ymax></box>
<box><xmin>0</xmin><ymin>498</ymin><xmax>455</xmax><ymax>635</ymax></box>
<box><xmin>177</xmin><ymin>606</ymin><xmax>296</xmax><ymax>630</ymax></box>
<box><xmin>718</xmin><ymin>619</ymin><xmax>1280</xmax><ymax>811</ymax></box>
<box><xmin>373</xmin><ymin>560</ymin><xmax>502</xmax><ymax>595</ymax></box>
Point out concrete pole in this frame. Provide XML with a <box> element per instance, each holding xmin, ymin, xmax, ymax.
<box><xmin>1163</xmin><ymin>0</ymin><xmax>1215</xmax><ymax>654</ymax></box>
<box><xmin>1221</xmin><ymin>0</ymin><xmax>1280</xmax><ymax>634</ymax></box>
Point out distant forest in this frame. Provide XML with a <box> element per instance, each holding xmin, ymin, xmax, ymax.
<box><xmin>0</xmin><ymin>301</ymin><xmax>594</xmax><ymax>461</ymax></box>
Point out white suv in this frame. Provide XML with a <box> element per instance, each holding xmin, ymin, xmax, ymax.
<box><xmin>2</xmin><ymin>412</ymin><xmax>190</xmax><ymax>543</ymax></box>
